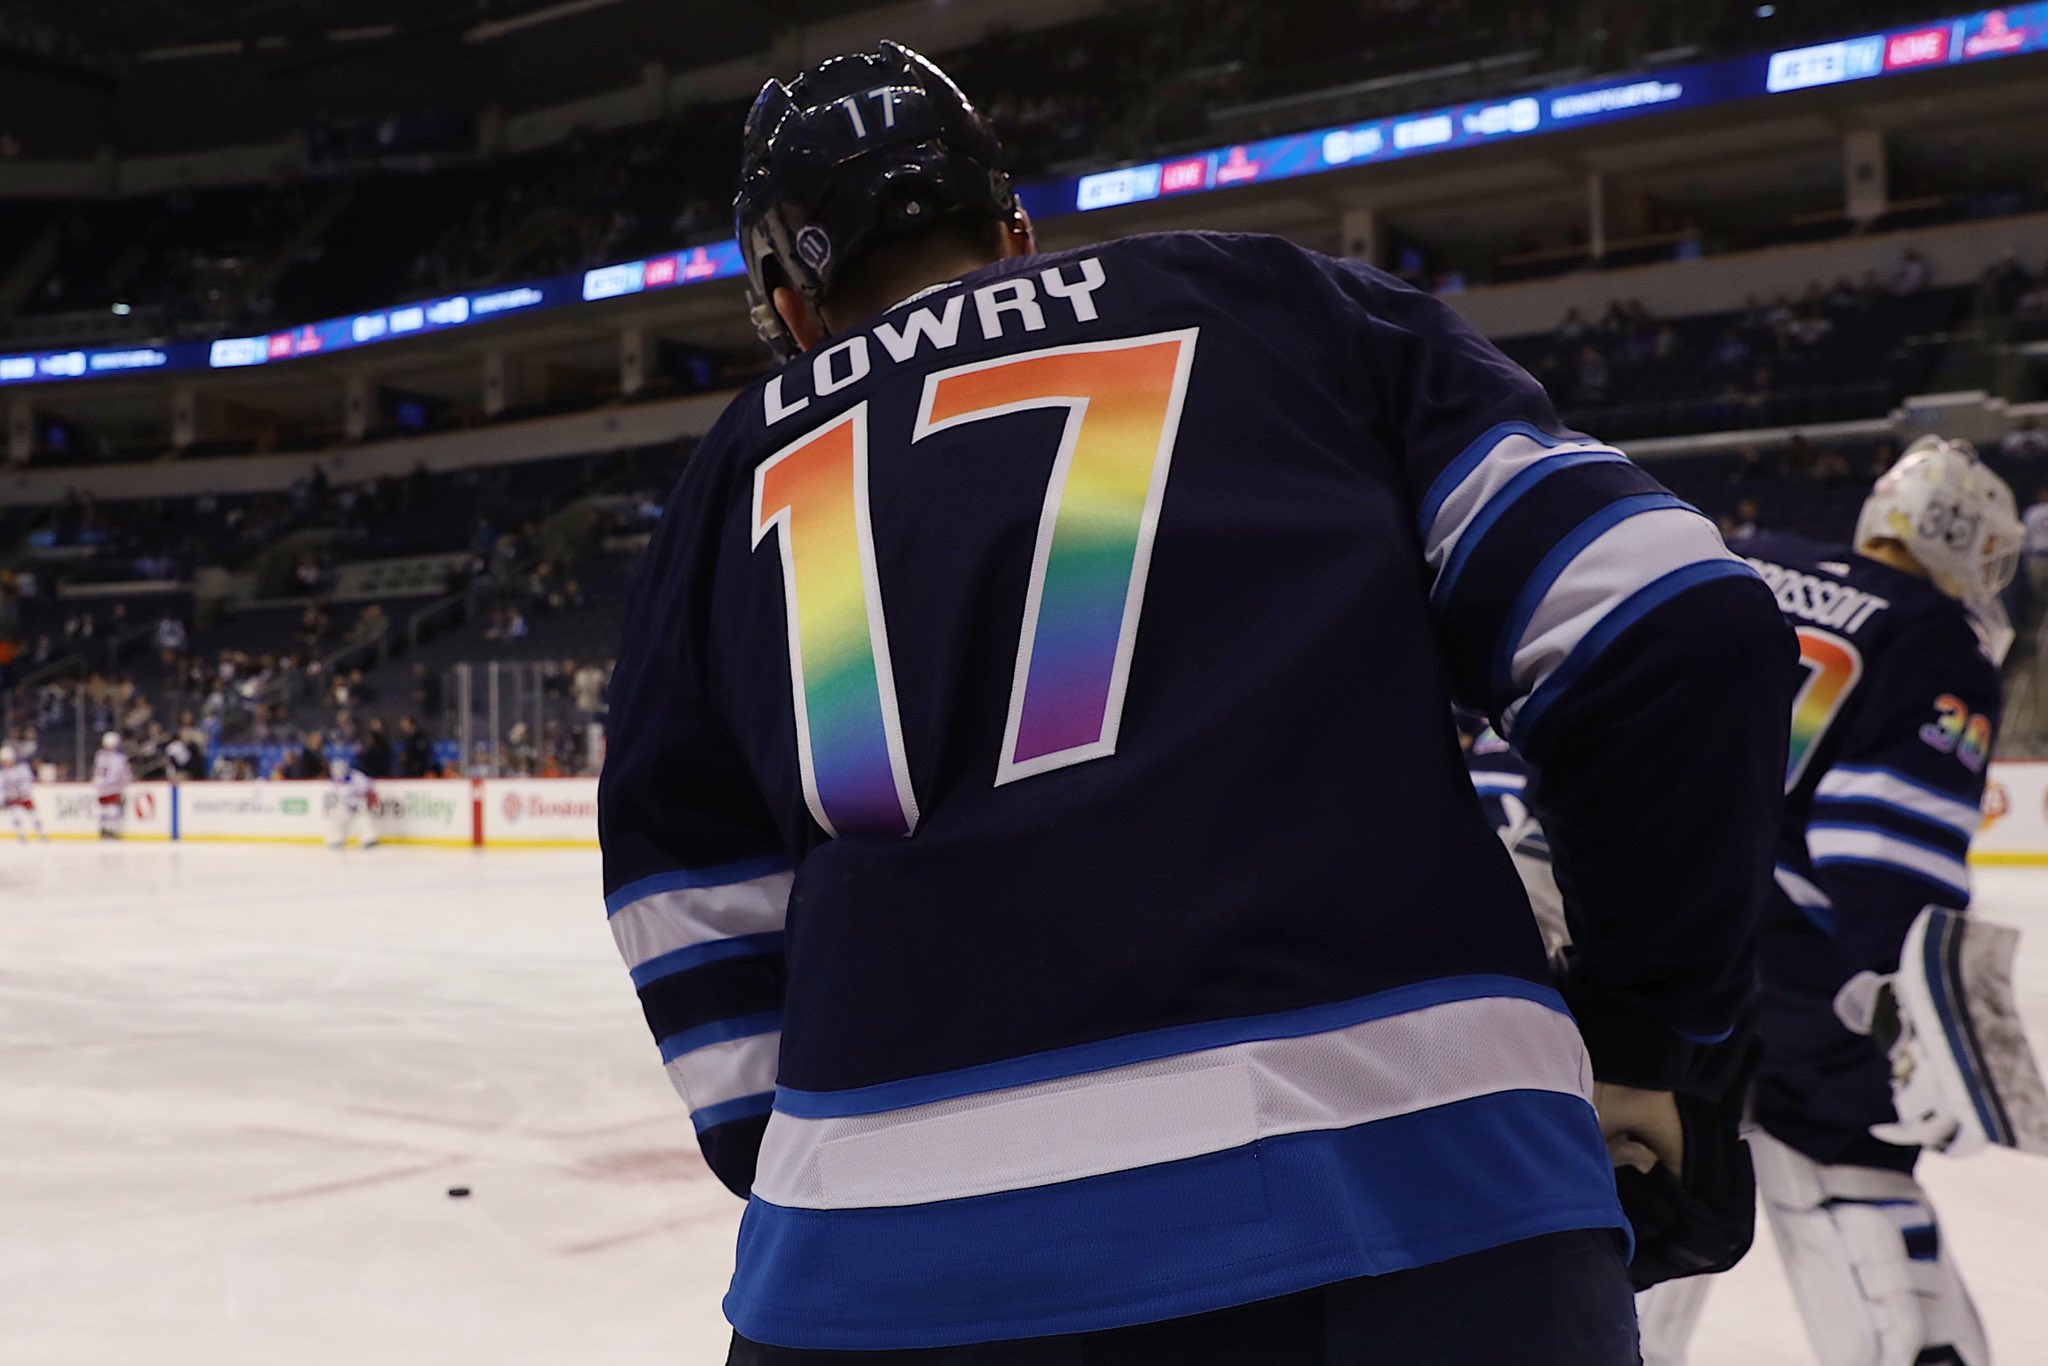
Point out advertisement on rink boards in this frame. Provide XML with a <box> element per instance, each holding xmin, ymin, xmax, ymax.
<box><xmin>179</xmin><ymin>779</ymin><xmax>472</xmax><ymax>846</ymax></box>
<box><xmin>1977</xmin><ymin>762</ymin><xmax>2048</xmax><ymax>865</ymax></box>
<box><xmin>26</xmin><ymin>782</ymin><xmax>174</xmax><ymax>841</ymax></box>
<box><xmin>14</xmin><ymin>769</ymin><xmax>2039</xmax><ymax>859</ymax></box>
<box><xmin>480</xmin><ymin>778</ymin><xmax>600</xmax><ymax>848</ymax></box>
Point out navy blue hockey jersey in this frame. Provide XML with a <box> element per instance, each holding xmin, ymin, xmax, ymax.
<box><xmin>1739</xmin><ymin>531</ymin><xmax>2002</xmax><ymax>1165</ymax></box>
<box><xmin>598</xmin><ymin>230</ymin><xmax>1793</xmax><ymax>1350</ymax></box>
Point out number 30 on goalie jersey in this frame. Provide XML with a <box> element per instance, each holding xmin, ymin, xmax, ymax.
<box><xmin>751</xmin><ymin>329</ymin><xmax>1198</xmax><ymax>836</ymax></box>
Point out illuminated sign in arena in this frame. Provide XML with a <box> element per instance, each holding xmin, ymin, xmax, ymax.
<box><xmin>3</xmin><ymin>3</ymin><xmax>2043</xmax><ymax>388</ymax></box>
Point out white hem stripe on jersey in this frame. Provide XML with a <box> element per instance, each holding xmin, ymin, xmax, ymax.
<box><xmin>1506</xmin><ymin>506</ymin><xmax>1736</xmax><ymax>700</ymax></box>
<box><xmin>608</xmin><ymin>869</ymin><xmax>794</xmax><ymax>973</ymax></box>
<box><xmin>750</xmin><ymin>992</ymin><xmax>1589</xmax><ymax>1210</ymax></box>
<box><xmin>1807</xmin><ymin>823</ymin><xmax>1971</xmax><ymax>900</ymax></box>
<box><xmin>1418</xmin><ymin>423</ymin><xmax>1628</xmax><ymax>579</ymax></box>
<box><xmin>1469</xmin><ymin>772</ymin><xmax>1526</xmax><ymax>793</ymax></box>
<box><xmin>665</xmin><ymin>1029</ymin><xmax>782</xmax><ymax>1118</ymax></box>
<box><xmin>1813</xmin><ymin>766</ymin><xmax>1982</xmax><ymax>840</ymax></box>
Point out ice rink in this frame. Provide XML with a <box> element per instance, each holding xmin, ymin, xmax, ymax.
<box><xmin>1</xmin><ymin>842</ymin><xmax>2044</xmax><ymax>1365</ymax></box>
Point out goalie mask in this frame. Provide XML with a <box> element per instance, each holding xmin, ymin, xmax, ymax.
<box><xmin>1854</xmin><ymin>435</ymin><xmax>2023</xmax><ymax>662</ymax></box>
<box><xmin>734</xmin><ymin>40</ymin><xmax>1021</xmax><ymax>361</ymax></box>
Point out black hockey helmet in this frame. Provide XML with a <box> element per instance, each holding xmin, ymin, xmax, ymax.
<box><xmin>734</xmin><ymin>40</ymin><xmax>1019</xmax><ymax>360</ymax></box>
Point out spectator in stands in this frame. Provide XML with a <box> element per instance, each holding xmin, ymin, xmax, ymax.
<box><xmin>398</xmin><ymin>714</ymin><xmax>432</xmax><ymax>778</ymax></box>
<box><xmin>2024</xmin><ymin>484</ymin><xmax>2048</xmax><ymax>607</ymax></box>
<box><xmin>1980</xmin><ymin>251</ymin><xmax>2031</xmax><ymax>316</ymax></box>
<box><xmin>289</xmin><ymin>730</ymin><xmax>328</xmax><ymax>779</ymax></box>
<box><xmin>573</xmin><ymin>658</ymin><xmax>608</xmax><ymax>720</ymax></box>
<box><xmin>2001</xmin><ymin>416</ymin><xmax>2048</xmax><ymax>458</ymax></box>
<box><xmin>1890</xmin><ymin>247</ymin><xmax>1930</xmax><ymax>296</ymax></box>
<box><xmin>1573</xmin><ymin>344</ymin><xmax>1608</xmax><ymax>406</ymax></box>
<box><xmin>412</xmin><ymin>663</ymin><xmax>442</xmax><ymax>719</ymax></box>
<box><xmin>359</xmin><ymin>718</ymin><xmax>393</xmax><ymax>778</ymax></box>
<box><xmin>1730</xmin><ymin>497</ymin><xmax>1761</xmax><ymax>541</ymax></box>
<box><xmin>1728</xmin><ymin>443</ymin><xmax>1771</xmax><ymax>484</ymax></box>
<box><xmin>154</xmin><ymin>613</ymin><xmax>186</xmax><ymax>660</ymax></box>
<box><xmin>1869</xmin><ymin>440</ymin><xmax>1898</xmax><ymax>476</ymax></box>
<box><xmin>1713</xmin><ymin>328</ymin><xmax>1750</xmax><ymax>372</ymax></box>
<box><xmin>1554</xmin><ymin>306</ymin><xmax>1587</xmax><ymax>340</ymax></box>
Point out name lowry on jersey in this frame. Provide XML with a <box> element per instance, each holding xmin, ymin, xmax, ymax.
<box><xmin>764</xmin><ymin>257</ymin><xmax>1109</xmax><ymax>425</ymax></box>
<box><xmin>1744</xmin><ymin>555</ymin><xmax>1890</xmax><ymax>633</ymax></box>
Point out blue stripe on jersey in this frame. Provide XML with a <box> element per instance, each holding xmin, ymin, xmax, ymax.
<box><xmin>1491</xmin><ymin>492</ymin><xmax>1695</xmax><ymax>700</ymax></box>
<box><xmin>1416</xmin><ymin>420</ymin><xmax>1572</xmax><ymax>533</ymax></box>
<box><xmin>640</xmin><ymin>953</ymin><xmax>785</xmax><ymax>1047</ymax></box>
<box><xmin>693</xmin><ymin>1091</ymin><xmax>776</xmax><ymax>1135</ymax></box>
<box><xmin>1808</xmin><ymin>797</ymin><xmax>1971</xmax><ymax>857</ymax></box>
<box><xmin>725</xmin><ymin>1088</ymin><xmax>1623</xmax><ymax>1352</ymax></box>
<box><xmin>1511</xmin><ymin>560</ymin><xmax>1758</xmax><ymax>746</ymax></box>
<box><xmin>659</xmin><ymin>1009</ymin><xmax>783</xmax><ymax>1063</ymax></box>
<box><xmin>604</xmin><ymin>854</ymin><xmax>794</xmax><ymax>916</ymax></box>
<box><xmin>630</xmin><ymin>931</ymin><xmax>788</xmax><ymax>988</ymax></box>
<box><xmin>774</xmin><ymin>975</ymin><xmax>1563</xmax><ymax>1120</ymax></box>
<box><xmin>1431</xmin><ymin>450</ymin><xmax>1632</xmax><ymax>604</ymax></box>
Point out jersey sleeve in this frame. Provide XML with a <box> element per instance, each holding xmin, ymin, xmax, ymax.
<box><xmin>597</xmin><ymin>425</ymin><xmax>793</xmax><ymax>1199</ymax></box>
<box><xmin>1802</xmin><ymin>614</ymin><xmax>1999</xmax><ymax>974</ymax></box>
<box><xmin>1320</xmin><ymin>255</ymin><xmax>1798</xmax><ymax>1087</ymax></box>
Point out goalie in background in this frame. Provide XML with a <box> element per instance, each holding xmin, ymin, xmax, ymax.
<box><xmin>92</xmin><ymin>732</ymin><xmax>131</xmax><ymax>840</ymax></box>
<box><xmin>1</xmin><ymin>744</ymin><xmax>45</xmax><ymax>843</ymax></box>
<box><xmin>1629</xmin><ymin>437</ymin><xmax>2027</xmax><ymax>1366</ymax></box>
<box><xmin>327</xmin><ymin>757</ymin><xmax>380</xmax><ymax>851</ymax></box>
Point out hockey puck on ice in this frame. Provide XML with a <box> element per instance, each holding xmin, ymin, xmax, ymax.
<box><xmin>446</xmin><ymin>1186</ymin><xmax>471</xmax><ymax>1199</ymax></box>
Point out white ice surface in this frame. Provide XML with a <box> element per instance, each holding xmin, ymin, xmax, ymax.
<box><xmin>0</xmin><ymin>843</ymin><xmax>2043</xmax><ymax>1364</ymax></box>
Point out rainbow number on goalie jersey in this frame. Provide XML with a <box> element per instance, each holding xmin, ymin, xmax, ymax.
<box><xmin>752</xmin><ymin>329</ymin><xmax>1198</xmax><ymax>835</ymax></box>
<box><xmin>1786</xmin><ymin>626</ymin><xmax>1863</xmax><ymax>789</ymax></box>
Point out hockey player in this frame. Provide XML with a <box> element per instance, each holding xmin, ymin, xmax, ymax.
<box><xmin>326</xmin><ymin>757</ymin><xmax>379</xmax><ymax>850</ymax></box>
<box><xmin>0</xmin><ymin>745</ymin><xmax>46</xmax><ymax>843</ymax></box>
<box><xmin>92</xmin><ymin>733</ymin><xmax>131</xmax><ymax>840</ymax></box>
<box><xmin>1637</xmin><ymin>437</ymin><xmax>2024</xmax><ymax>1366</ymax></box>
<box><xmin>599</xmin><ymin>42</ymin><xmax>1795</xmax><ymax>1364</ymax></box>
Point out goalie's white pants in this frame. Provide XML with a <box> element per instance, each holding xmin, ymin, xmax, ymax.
<box><xmin>1638</xmin><ymin>1128</ymin><xmax>1987</xmax><ymax>1365</ymax></box>
<box><xmin>328</xmin><ymin>806</ymin><xmax>378</xmax><ymax>850</ymax></box>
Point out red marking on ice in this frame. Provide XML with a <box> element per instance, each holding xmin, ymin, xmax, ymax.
<box><xmin>557</xmin><ymin>1206</ymin><xmax>732</xmax><ymax>1256</ymax></box>
<box><xmin>248</xmin><ymin>1156</ymin><xmax>461</xmax><ymax>1205</ymax></box>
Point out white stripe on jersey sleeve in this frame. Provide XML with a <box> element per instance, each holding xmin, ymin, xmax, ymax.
<box><xmin>667</xmin><ymin>1030</ymin><xmax>782</xmax><ymax>1116</ymax></box>
<box><xmin>610</xmin><ymin>870</ymin><xmax>794</xmax><ymax>974</ymax></box>
<box><xmin>1422</xmin><ymin>429</ymin><xmax>1626</xmax><ymax>579</ymax></box>
<box><xmin>1808</xmin><ymin>824</ymin><xmax>1972</xmax><ymax>901</ymax></box>
<box><xmin>1504</xmin><ymin>506</ymin><xmax>1737</xmax><ymax>705</ymax></box>
<box><xmin>1813</xmin><ymin>766</ymin><xmax>1981</xmax><ymax>840</ymax></box>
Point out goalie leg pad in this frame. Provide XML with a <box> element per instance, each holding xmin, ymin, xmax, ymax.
<box><xmin>1636</xmin><ymin>1275</ymin><xmax>1713</xmax><ymax>1366</ymax></box>
<box><xmin>1871</xmin><ymin>906</ymin><xmax>2048</xmax><ymax>1155</ymax></box>
<box><xmin>1751</xmin><ymin>1129</ymin><xmax>1988</xmax><ymax>1366</ymax></box>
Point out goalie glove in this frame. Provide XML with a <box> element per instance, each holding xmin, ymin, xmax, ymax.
<box><xmin>1834</xmin><ymin>905</ymin><xmax>2048</xmax><ymax>1157</ymax></box>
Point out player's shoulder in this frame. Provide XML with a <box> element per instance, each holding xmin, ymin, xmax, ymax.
<box><xmin>1099</xmin><ymin>229</ymin><xmax>1417</xmax><ymax>302</ymax></box>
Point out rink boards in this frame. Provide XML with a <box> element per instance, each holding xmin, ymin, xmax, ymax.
<box><xmin>16</xmin><ymin>777</ymin><xmax>598</xmax><ymax>849</ymax></box>
<box><xmin>14</xmin><ymin>765</ymin><xmax>2048</xmax><ymax>860</ymax></box>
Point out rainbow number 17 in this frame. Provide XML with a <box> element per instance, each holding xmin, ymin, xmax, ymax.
<box><xmin>752</xmin><ymin>329</ymin><xmax>1199</xmax><ymax>837</ymax></box>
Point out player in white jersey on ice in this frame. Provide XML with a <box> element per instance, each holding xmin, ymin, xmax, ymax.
<box><xmin>92</xmin><ymin>733</ymin><xmax>132</xmax><ymax>840</ymax></box>
<box><xmin>0</xmin><ymin>745</ymin><xmax>46</xmax><ymax>843</ymax></box>
<box><xmin>327</xmin><ymin>758</ymin><xmax>379</xmax><ymax>850</ymax></box>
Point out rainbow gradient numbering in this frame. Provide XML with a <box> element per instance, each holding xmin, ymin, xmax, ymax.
<box><xmin>752</xmin><ymin>329</ymin><xmax>1199</xmax><ymax>836</ymax></box>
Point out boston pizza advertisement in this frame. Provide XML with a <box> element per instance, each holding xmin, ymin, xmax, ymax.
<box><xmin>481</xmin><ymin>778</ymin><xmax>599</xmax><ymax>848</ymax></box>
<box><xmin>1977</xmin><ymin>761</ymin><xmax>2048</xmax><ymax>864</ymax></box>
